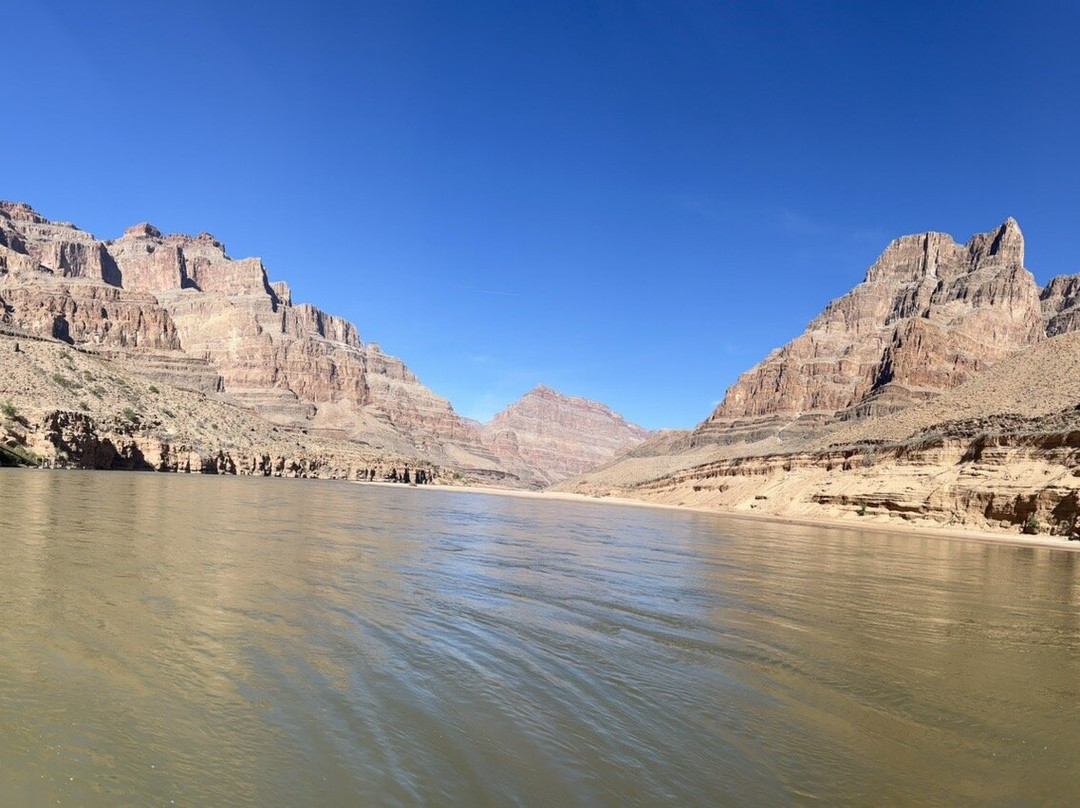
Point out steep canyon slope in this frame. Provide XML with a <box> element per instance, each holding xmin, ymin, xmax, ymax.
<box><xmin>0</xmin><ymin>202</ymin><xmax>647</xmax><ymax>484</ymax></box>
<box><xmin>694</xmin><ymin>218</ymin><xmax>1044</xmax><ymax>445</ymax></box>
<box><xmin>561</xmin><ymin>220</ymin><xmax>1080</xmax><ymax>537</ymax></box>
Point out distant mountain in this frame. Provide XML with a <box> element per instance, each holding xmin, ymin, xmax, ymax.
<box><xmin>480</xmin><ymin>385</ymin><xmax>650</xmax><ymax>485</ymax></box>
<box><xmin>0</xmin><ymin>201</ymin><xmax>644</xmax><ymax>485</ymax></box>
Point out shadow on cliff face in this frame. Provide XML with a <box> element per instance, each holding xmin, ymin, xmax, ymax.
<box><xmin>1051</xmin><ymin>491</ymin><xmax>1080</xmax><ymax>536</ymax></box>
<box><xmin>76</xmin><ymin>437</ymin><xmax>152</xmax><ymax>471</ymax></box>
<box><xmin>42</xmin><ymin>410</ymin><xmax>154</xmax><ymax>471</ymax></box>
<box><xmin>101</xmin><ymin>250</ymin><xmax>122</xmax><ymax>288</ymax></box>
<box><xmin>51</xmin><ymin>315</ymin><xmax>74</xmax><ymax>345</ymax></box>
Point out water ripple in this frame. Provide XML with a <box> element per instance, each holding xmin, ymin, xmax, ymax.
<box><xmin>2</xmin><ymin>471</ymin><xmax>1080</xmax><ymax>805</ymax></box>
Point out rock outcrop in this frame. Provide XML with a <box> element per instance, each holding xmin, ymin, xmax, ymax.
<box><xmin>559</xmin><ymin>220</ymin><xmax>1080</xmax><ymax>539</ymax></box>
<box><xmin>1042</xmin><ymin>274</ymin><xmax>1080</xmax><ymax>337</ymax></box>
<box><xmin>102</xmin><ymin>215</ymin><xmax>480</xmax><ymax>451</ymax></box>
<box><xmin>0</xmin><ymin>202</ymin><xmax>501</xmax><ymax>473</ymax></box>
<box><xmin>480</xmin><ymin>385</ymin><xmax>650</xmax><ymax>485</ymax></box>
<box><xmin>559</xmin><ymin>331</ymin><xmax>1080</xmax><ymax>536</ymax></box>
<box><xmin>0</xmin><ymin>281</ymin><xmax>180</xmax><ymax>349</ymax></box>
<box><xmin>694</xmin><ymin>219</ymin><xmax>1045</xmax><ymax>445</ymax></box>
<box><xmin>0</xmin><ymin>332</ymin><xmax>443</xmax><ymax>483</ymax></box>
<box><xmin>1</xmin><ymin>201</ymin><xmax>647</xmax><ymax>486</ymax></box>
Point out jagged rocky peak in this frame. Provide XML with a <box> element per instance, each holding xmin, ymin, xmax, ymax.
<box><xmin>0</xmin><ymin>200</ymin><xmax>48</xmax><ymax>224</ymax></box>
<box><xmin>864</xmin><ymin>217</ymin><xmax>1024</xmax><ymax>287</ymax></box>
<box><xmin>694</xmin><ymin>219</ymin><xmax>1044</xmax><ymax>445</ymax></box>
<box><xmin>971</xmin><ymin>216</ymin><xmax>1024</xmax><ymax>266</ymax></box>
<box><xmin>270</xmin><ymin>281</ymin><xmax>292</xmax><ymax>306</ymax></box>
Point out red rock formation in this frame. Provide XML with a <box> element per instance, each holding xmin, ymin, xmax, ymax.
<box><xmin>2</xmin><ymin>204</ymin><xmax>475</xmax><ymax>451</ymax></box>
<box><xmin>0</xmin><ymin>281</ymin><xmax>180</xmax><ymax>349</ymax></box>
<box><xmin>1</xmin><ymin>204</ymin><xmax>180</xmax><ymax>350</ymax></box>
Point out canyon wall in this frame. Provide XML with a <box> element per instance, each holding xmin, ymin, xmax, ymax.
<box><xmin>562</xmin><ymin>221</ymin><xmax>1080</xmax><ymax>538</ymax></box>
<box><xmin>1</xmin><ymin>201</ymin><xmax>648</xmax><ymax>485</ymax></box>
<box><xmin>694</xmin><ymin>219</ymin><xmax>1046</xmax><ymax>445</ymax></box>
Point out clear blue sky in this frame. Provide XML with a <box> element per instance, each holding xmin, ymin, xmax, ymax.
<box><xmin>5</xmin><ymin>1</ymin><xmax>1080</xmax><ymax>429</ymax></box>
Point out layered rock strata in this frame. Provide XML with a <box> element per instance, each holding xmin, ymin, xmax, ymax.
<box><xmin>621</xmin><ymin>414</ymin><xmax>1080</xmax><ymax>536</ymax></box>
<box><xmin>694</xmin><ymin>219</ymin><xmax>1046</xmax><ymax>445</ymax></box>
<box><xmin>561</xmin><ymin>277</ymin><xmax>1080</xmax><ymax>537</ymax></box>
<box><xmin>1042</xmin><ymin>274</ymin><xmax>1080</xmax><ymax>337</ymax></box>
<box><xmin>0</xmin><ymin>332</ymin><xmax>448</xmax><ymax>483</ymax></box>
<box><xmin>1</xmin><ymin>201</ymin><xmax>649</xmax><ymax>485</ymax></box>
<box><xmin>0</xmin><ymin>202</ymin><xmax>506</xmax><ymax>477</ymax></box>
<box><xmin>480</xmin><ymin>385</ymin><xmax>650</xmax><ymax>485</ymax></box>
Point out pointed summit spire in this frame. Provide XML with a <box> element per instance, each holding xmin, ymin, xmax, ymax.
<box><xmin>961</xmin><ymin>217</ymin><xmax>1025</xmax><ymax>267</ymax></box>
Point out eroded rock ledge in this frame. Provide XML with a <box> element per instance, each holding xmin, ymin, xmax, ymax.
<box><xmin>567</xmin><ymin>409</ymin><xmax>1080</xmax><ymax>537</ymax></box>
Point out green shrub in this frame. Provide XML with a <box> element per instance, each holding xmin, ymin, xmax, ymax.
<box><xmin>1022</xmin><ymin>514</ymin><xmax>1041</xmax><ymax>535</ymax></box>
<box><xmin>148</xmin><ymin>385</ymin><xmax>160</xmax><ymax>394</ymax></box>
<box><xmin>1</xmin><ymin>401</ymin><xmax>16</xmax><ymax>419</ymax></box>
<box><xmin>121</xmin><ymin>407</ymin><xmax>138</xmax><ymax>423</ymax></box>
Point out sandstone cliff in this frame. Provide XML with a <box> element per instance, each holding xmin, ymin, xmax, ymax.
<box><xmin>694</xmin><ymin>219</ymin><xmax>1045</xmax><ymax>445</ymax></box>
<box><xmin>0</xmin><ymin>330</ymin><xmax>442</xmax><ymax>482</ymax></box>
<box><xmin>559</xmin><ymin>331</ymin><xmax>1080</xmax><ymax>536</ymax></box>
<box><xmin>1041</xmin><ymin>274</ymin><xmax>1080</xmax><ymax>337</ymax></box>
<box><xmin>561</xmin><ymin>220</ymin><xmax>1080</xmax><ymax>539</ymax></box>
<box><xmin>1</xmin><ymin>201</ymin><xmax>646</xmax><ymax>486</ymax></box>
<box><xmin>0</xmin><ymin>203</ymin><xmax>521</xmax><ymax>480</ymax></box>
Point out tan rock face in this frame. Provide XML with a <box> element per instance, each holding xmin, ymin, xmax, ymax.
<box><xmin>107</xmin><ymin>225</ymin><xmax>272</xmax><ymax>295</ymax></box>
<box><xmin>557</xmin><ymin>222</ymin><xmax>1080</xmax><ymax>535</ymax></box>
<box><xmin>2</xmin><ymin>200</ymin><xmax>645</xmax><ymax>486</ymax></box>
<box><xmin>0</xmin><ymin>281</ymin><xmax>180</xmax><ymax>349</ymax></box>
<box><xmin>1</xmin><ymin>204</ymin><xmax>180</xmax><ymax>350</ymax></box>
<box><xmin>0</xmin><ymin>333</ymin><xmax>443</xmax><ymax>482</ymax></box>
<box><xmin>559</xmin><ymin>331</ymin><xmax>1080</xmax><ymax>535</ymax></box>
<box><xmin>695</xmin><ymin>219</ymin><xmax>1046</xmax><ymax>444</ymax></box>
<box><xmin>481</xmin><ymin>385</ymin><xmax>650</xmax><ymax>484</ymax></box>
<box><xmin>1042</xmin><ymin>274</ymin><xmax>1080</xmax><ymax>336</ymax></box>
<box><xmin>1</xmin><ymin>202</ymin><xmax>120</xmax><ymax>284</ymax></box>
<box><xmin>0</xmin><ymin>203</ymin><xmax>472</xmax><ymax>452</ymax></box>
<box><xmin>102</xmin><ymin>221</ymin><xmax>483</xmax><ymax>446</ymax></box>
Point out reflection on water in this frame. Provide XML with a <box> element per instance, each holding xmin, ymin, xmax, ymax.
<box><xmin>1</xmin><ymin>470</ymin><xmax>1079</xmax><ymax>805</ymax></box>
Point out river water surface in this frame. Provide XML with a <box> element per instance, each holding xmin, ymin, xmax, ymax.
<box><xmin>2</xmin><ymin>470</ymin><xmax>1080</xmax><ymax>806</ymax></box>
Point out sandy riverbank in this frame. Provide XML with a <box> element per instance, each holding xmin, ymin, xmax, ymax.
<box><xmin>356</xmin><ymin>479</ymin><xmax>1080</xmax><ymax>554</ymax></box>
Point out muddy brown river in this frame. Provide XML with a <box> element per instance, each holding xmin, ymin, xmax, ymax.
<box><xmin>1</xmin><ymin>470</ymin><xmax>1078</xmax><ymax>805</ymax></box>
